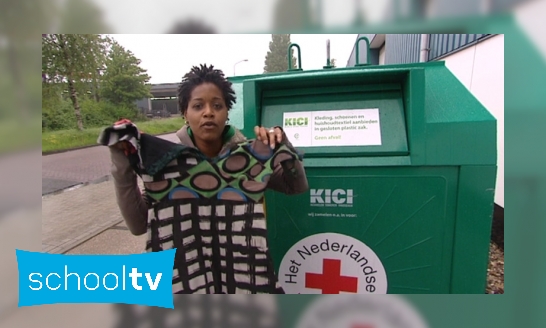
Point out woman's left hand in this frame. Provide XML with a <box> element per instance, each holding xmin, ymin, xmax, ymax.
<box><xmin>254</xmin><ymin>126</ymin><xmax>283</xmax><ymax>149</ymax></box>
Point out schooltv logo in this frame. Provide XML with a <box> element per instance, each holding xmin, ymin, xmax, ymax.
<box><xmin>15</xmin><ymin>249</ymin><xmax>176</xmax><ymax>308</ymax></box>
<box><xmin>310</xmin><ymin>189</ymin><xmax>353</xmax><ymax>207</ymax></box>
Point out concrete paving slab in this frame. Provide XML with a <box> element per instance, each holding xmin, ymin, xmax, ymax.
<box><xmin>42</xmin><ymin>180</ymin><xmax>124</xmax><ymax>253</ymax></box>
<box><xmin>65</xmin><ymin>229</ymin><xmax>147</xmax><ymax>255</ymax></box>
<box><xmin>0</xmin><ymin>150</ymin><xmax>42</xmax><ymax>219</ymax></box>
<box><xmin>0</xmin><ymin>208</ymin><xmax>41</xmax><ymax>322</ymax></box>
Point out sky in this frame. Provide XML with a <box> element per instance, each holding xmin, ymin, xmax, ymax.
<box><xmin>107</xmin><ymin>34</ymin><xmax>360</xmax><ymax>84</ymax></box>
<box><xmin>92</xmin><ymin>0</ymin><xmax>388</xmax><ymax>34</ymax></box>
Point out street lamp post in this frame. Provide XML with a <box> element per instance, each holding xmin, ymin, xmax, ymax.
<box><xmin>233</xmin><ymin>59</ymin><xmax>248</xmax><ymax>76</ymax></box>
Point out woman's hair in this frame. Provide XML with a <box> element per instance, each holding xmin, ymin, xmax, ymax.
<box><xmin>177</xmin><ymin>64</ymin><xmax>236</xmax><ymax>115</ymax></box>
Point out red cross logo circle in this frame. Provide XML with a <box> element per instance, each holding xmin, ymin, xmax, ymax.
<box><xmin>294</xmin><ymin>294</ymin><xmax>430</xmax><ymax>328</ymax></box>
<box><xmin>279</xmin><ymin>233</ymin><xmax>388</xmax><ymax>294</ymax></box>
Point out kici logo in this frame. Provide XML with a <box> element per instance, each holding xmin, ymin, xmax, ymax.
<box><xmin>285</xmin><ymin>117</ymin><xmax>309</xmax><ymax>127</ymax></box>
<box><xmin>310</xmin><ymin>189</ymin><xmax>353</xmax><ymax>205</ymax></box>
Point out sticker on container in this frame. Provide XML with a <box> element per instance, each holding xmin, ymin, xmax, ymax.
<box><xmin>282</xmin><ymin>109</ymin><xmax>382</xmax><ymax>147</ymax></box>
<box><xmin>295</xmin><ymin>294</ymin><xmax>429</xmax><ymax>328</ymax></box>
<box><xmin>278</xmin><ymin>233</ymin><xmax>387</xmax><ymax>294</ymax></box>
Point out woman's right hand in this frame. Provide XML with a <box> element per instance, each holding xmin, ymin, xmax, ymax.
<box><xmin>110</xmin><ymin>118</ymin><xmax>134</xmax><ymax>153</ymax></box>
<box><xmin>112</xmin><ymin>140</ymin><xmax>131</xmax><ymax>151</ymax></box>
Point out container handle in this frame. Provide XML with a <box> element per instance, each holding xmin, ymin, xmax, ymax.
<box><xmin>355</xmin><ymin>36</ymin><xmax>371</xmax><ymax>66</ymax></box>
<box><xmin>288</xmin><ymin>43</ymin><xmax>303</xmax><ymax>71</ymax></box>
<box><xmin>323</xmin><ymin>39</ymin><xmax>334</xmax><ymax>69</ymax></box>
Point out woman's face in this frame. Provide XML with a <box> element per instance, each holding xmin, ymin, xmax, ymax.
<box><xmin>185</xmin><ymin>82</ymin><xmax>228</xmax><ymax>144</ymax></box>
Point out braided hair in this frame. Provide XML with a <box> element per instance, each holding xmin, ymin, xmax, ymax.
<box><xmin>177</xmin><ymin>64</ymin><xmax>236</xmax><ymax>115</ymax></box>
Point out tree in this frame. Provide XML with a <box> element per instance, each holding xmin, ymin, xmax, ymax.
<box><xmin>83</xmin><ymin>35</ymin><xmax>111</xmax><ymax>102</ymax></box>
<box><xmin>263</xmin><ymin>34</ymin><xmax>298</xmax><ymax>73</ymax></box>
<box><xmin>58</xmin><ymin>0</ymin><xmax>113</xmax><ymax>34</ymax></box>
<box><xmin>273</xmin><ymin>0</ymin><xmax>313</xmax><ymax>30</ymax></box>
<box><xmin>0</xmin><ymin>0</ymin><xmax>57</xmax><ymax>120</ymax></box>
<box><xmin>166</xmin><ymin>19</ymin><xmax>216</xmax><ymax>34</ymax></box>
<box><xmin>42</xmin><ymin>34</ymin><xmax>110</xmax><ymax>130</ymax></box>
<box><xmin>56</xmin><ymin>0</ymin><xmax>112</xmax><ymax>102</ymax></box>
<box><xmin>100</xmin><ymin>41</ymin><xmax>151</xmax><ymax>108</ymax></box>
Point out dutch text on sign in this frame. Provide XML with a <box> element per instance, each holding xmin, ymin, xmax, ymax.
<box><xmin>16</xmin><ymin>249</ymin><xmax>176</xmax><ymax>308</ymax></box>
<box><xmin>282</xmin><ymin>109</ymin><xmax>382</xmax><ymax>147</ymax></box>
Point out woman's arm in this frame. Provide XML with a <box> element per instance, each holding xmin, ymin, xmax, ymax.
<box><xmin>110</xmin><ymin>147</ymin><xmax>149</xmax><ymax>235</ymax></box>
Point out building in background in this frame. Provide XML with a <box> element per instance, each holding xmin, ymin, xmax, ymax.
<box><xmin>347</xmin><ymin>33</ymin><xmax>504</xmax><ymax>212</ymax></box>
<box><xmin>136</xmin><ymin>83</ymin><xmax>179</xmax><ymax>117</ymax></box>
<box><xmin>379</xmin><ymin>0</ymin><xmax>529</xmax><ymax>22</ymax></box>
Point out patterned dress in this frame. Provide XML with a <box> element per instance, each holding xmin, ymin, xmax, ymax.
<box><xmin>99</xmin><ymin>124</ymin><xmax>303</xmax><ymax>294</ymax></box>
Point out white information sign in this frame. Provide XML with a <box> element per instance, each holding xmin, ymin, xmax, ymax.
<box><xmin>282</xmin><ymin>109</ymin><xmax>382</xmax><ymax>147</ymax></box>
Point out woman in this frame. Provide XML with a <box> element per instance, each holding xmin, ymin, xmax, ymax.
<box><xmin>100</xmin><ymin>64</ymin><xmax>308</xmax><ymax>294</ymax></box>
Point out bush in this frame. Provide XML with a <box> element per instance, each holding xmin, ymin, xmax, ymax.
<box><xmin>80</xmin><ymin>99</ymin><xmax>139</xmax><ymax>127</ymax></box>
<box><xmin>42</xmin><ymin>100</ymin><xmax>77</xmax><ymax>131</ymax></box>
<box><xmin>42</xmin><ymin>98</ymin><xmax>148</xmax><ymax>131</ymax></box>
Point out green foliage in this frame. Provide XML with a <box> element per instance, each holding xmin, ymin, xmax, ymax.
<box><xmin>263</xmin><ymin>34</ymin><xmax>298</xmax><ymax>73</ymax></box>
<box><xmin>42</xmin><ymin>34</ymin><xmax>112</xmax><ymax>129</ymax></box>
<box><xmin>0</xmin><ymin>52</ymin><xmax>15</xmax><ymax>119</ymax></box>
<box><xmin>80</xmin><ymin>99</ymin><xmax>142</xmax><ymax>127</ymax></box>
<box><xmin>100</xmin><ymin>41</ymin><xmax>152</xmax><ymax>107</ymax></box>
<box><xmin>1</xmin><ymin>0</ymin><xmax>57</xmax><ymax>122</ymax></box>
<box><xmin>42</xmin><ymin>34</ymin><xmax>109</xmax><ymax>85</ymax></box>
<box><xmin>0</xmin><ymin>0</ymin><xmax>57</xmax><ymax>40</ymax></box>
<box><xmin>58</xmin><ymin>0</ymin><xmax>113</xmax><ymax>33</ymax></box>
<box><xmin>42</xmin><ymin>99</ymin><xmax>75</xmax><ymax>131</ymax></box>
<box><xmin>42</xmin><ymin>98</ymin><xmax>145</xmax><ymax>132</ymax></box>
<box><xmin>42</xmin><ymin>34</ymin><xmax>152</xmax><ymax>133</ymax></box>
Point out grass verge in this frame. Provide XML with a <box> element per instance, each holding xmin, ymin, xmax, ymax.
<box><xmin>0</xmin><ymin>118</ymin><xmax>42</xmax><ymax>155</ymax></box>
<box><xmin>42</xmin><ymin>117</ymin><xmax>185</xmax><ymax>153</ymax></box>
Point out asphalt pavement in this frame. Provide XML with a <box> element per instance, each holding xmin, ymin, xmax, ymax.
<box><xmin>41</xmin><ymin>133</ymin><xmax>178</xmax><ymax>255</ymax></box>
<box><xmin>42</xmin><ymin>133</ymin><xmax>179</xmax><ymax>195</ymax></box>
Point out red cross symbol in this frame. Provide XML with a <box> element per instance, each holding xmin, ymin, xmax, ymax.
<box><xmin>351</xmin><ymin>324</ymin><xmax>374</xmax><ymax>328</ymax></box>
<box><xmin>305</xmin><ymin>258</ymin><xmax>358</xmax><ymax>294</ymax></box>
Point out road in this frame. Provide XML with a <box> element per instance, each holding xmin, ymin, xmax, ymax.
<box><xmin>42</xmin><ymin>133</ymin><xmax>179</xmax><ymax>195</ymax></box>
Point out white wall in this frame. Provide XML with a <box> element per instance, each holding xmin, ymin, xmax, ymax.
<box><xmin>379</xmin><ymin>43</ymin><xmax>386</xmax><ymax>65</ymax></box>
<box><xmin>440</xmin><ymin>34</ymin><xmax>504</xmax><ymax>207</ymax></box>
